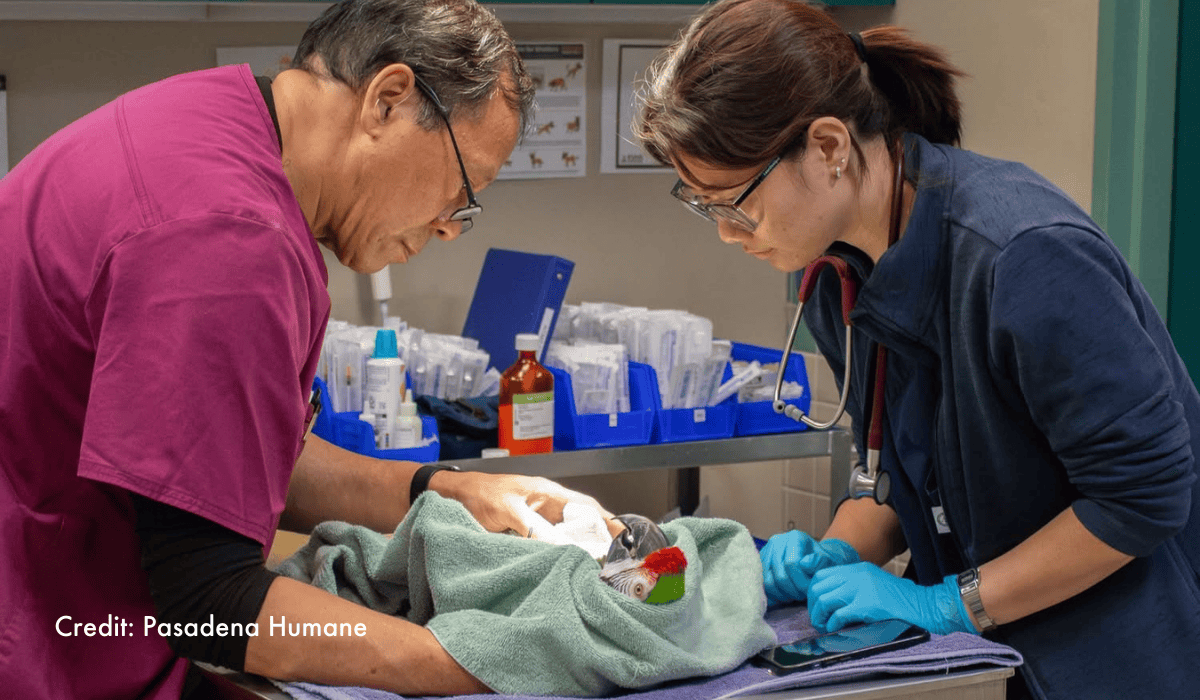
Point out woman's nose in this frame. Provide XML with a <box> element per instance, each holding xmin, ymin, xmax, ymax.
<box><xmin>716</xmin><ymin>221</ymin><xmax>749</xmax><ymax>245</ymax></box>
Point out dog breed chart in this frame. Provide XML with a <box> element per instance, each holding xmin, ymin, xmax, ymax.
<box><xmin>498</xmin><ymin>42</ymin><xmax>587</xmax><ymax>180</ymax></box>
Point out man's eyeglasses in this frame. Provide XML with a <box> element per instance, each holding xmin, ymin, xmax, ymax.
<box><xmin>412</xmin><ymin>73</ymin><xmax>481</xmax><ymax>233</ymax></box>
<box><xmin>670</xmin><ymin>155</ymin><xmax>782</xmax><ymax>232</ymax></box>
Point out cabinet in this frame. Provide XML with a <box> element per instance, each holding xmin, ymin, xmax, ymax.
<box><xmin>0</xmin><ymin>0</ymin><xmax>892</xmax><ymax>23</ymax></box>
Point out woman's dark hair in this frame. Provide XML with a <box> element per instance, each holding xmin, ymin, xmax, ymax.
<box><xmin>293</xmin><ymin>0</ymin><xmax>535</xmax><ymax>134</ymax></box>
<box><xmin>636</xmin><ymin>0</ymin><xmax>964</xmax><ymax>181</ymax></box>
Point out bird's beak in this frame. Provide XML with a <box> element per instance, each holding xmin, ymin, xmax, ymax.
<box><xmin>601</xmin><ymin>514</ymin><xmax>670</xmax><ymax>567</ymax></box>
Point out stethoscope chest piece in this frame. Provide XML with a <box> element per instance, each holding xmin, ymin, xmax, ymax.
<box><xmin>849</xmin><ymin>462</ymin><xmax>891</xmax><ymax>505</ymax></box>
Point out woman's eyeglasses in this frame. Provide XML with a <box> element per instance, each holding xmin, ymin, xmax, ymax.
<box><xmin>670</xmin><ymin>155</ymin><xmax>782</xmax><ymax>232</ymax></box>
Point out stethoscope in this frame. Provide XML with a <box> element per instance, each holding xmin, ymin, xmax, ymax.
<box><xmin>772</xmin><ymin>151</ymin><xmax>906</xmax><ymax>505</ymax></box>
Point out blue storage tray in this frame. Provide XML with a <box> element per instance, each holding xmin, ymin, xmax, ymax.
<box><xmin>547</xmin><ymin>362</ymin><xmax>655</xmax><ymax>450</ymax></box>
<box><xmin>644</xmin><ymin>362</ymin><xmax>737</xmax><ymax>444</ymax></box>
<box><xmin>730</xmin><ymin>341</ymin><xmax>812</xmax><ymax>436</ymax></box>
<box><xmin>311</xmin><ymin>376</ymin><xmax>441</xmax><ymax>462</ymax></box>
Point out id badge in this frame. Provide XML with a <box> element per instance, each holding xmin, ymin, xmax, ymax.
<box><xmin>931</xmin><ymin>505</ymin><xmax>952</xmax><ymax>535</ymax></box>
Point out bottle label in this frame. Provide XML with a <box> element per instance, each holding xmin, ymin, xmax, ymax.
<box><xmin>396</xmin><ymin>419</ymin><xmax>420</xmax><ymax>449</ymax></box>
<box><xmin>512</xmin><ymin>391</ymin><xmax>554</xmax><ymax>440</ymax></box>
<box><xmin>365</xmin><ymin>361</ymin><xmax>403</xmax><ymax>415</ymax></box>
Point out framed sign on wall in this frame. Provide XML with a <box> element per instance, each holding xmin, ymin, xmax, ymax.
<box><xmin>599</xmin><ymin>39</ymin><xmax>672</xmax><ymax>175</ymax></box>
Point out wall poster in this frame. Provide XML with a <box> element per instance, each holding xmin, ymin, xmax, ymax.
<box><xmin>498</xmin><ymin>42</ymin><xmax>587</xmax><ymax>180</ymax></box>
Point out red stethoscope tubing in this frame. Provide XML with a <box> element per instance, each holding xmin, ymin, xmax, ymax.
<box><xmin>774</xmin><ymin>148</ymin><xmax>904</xmax><ymax>505</ymax></box>
<box><xmin>773</xmin><ymin>256</ymin><xmax>857</xmax><ymax>430</ymax></box>
<box><xmin>785</xmin><ymin>255</ymin><xmax>887</xmax><ymax>457</ymax></box>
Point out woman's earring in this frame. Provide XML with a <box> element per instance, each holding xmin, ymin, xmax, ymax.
<box><xmin>836</xmin><ymin>157</ymin><xmax>846</xmax><ymax>180</ymax></box>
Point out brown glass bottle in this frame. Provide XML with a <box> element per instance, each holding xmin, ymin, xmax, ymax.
<box><xmin>499</xmin><ymin>333</ymin><xmax>554</xmax><ymax>455</ymax></box>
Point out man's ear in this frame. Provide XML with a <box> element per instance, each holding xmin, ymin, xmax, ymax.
<box><xmin>360</xmin><ymin>63</ymin><xmax>420</xmax><ymax>136</ymax></box>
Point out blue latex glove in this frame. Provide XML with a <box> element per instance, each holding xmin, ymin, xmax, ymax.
<box><xmin>760</xmin><ymin>531</ymin><xmax>859</xmax><ymax>605</ymax></box>
<box><xmin>807</xmin><ymin>562</ymin><xmax>977</xmax><ymax>636</ymax></box>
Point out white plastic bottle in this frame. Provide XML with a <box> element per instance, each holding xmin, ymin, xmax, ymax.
<box><xmin>365</xmin><ymin>329</ymin><xmax>405</xmax><ymax>449</ymax></box>
<box><xmin>359</xmin><ymin>411</ymin><xmax>388</xmax><ymax>449</ymax></box>
<box><xmin>395</xmin><ymin>389</ymin><xmax>421</xmax><ymax>449</ymax></box>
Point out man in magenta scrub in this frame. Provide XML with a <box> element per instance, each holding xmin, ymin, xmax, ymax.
<box><xmin>0</xmin><ymin>1</ymin><xmax>611</xmax><ymax>697</ymax></box>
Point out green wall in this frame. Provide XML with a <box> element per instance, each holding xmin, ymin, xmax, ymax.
<box><xmin>1093</xmin><ymin>0</ymin><xmax>1179</xmax><ymax>320</ymax></box>
<box><xmin>1169</xmin><ymin>0</ymin><xmax>1199</xmax><ymax>379</ymax></box>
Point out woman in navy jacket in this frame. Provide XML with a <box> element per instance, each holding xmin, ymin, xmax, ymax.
<box><xmin>636</xmin><ymin>1</ymin><xmax>1200</xmax><ymax>698</ymax></box>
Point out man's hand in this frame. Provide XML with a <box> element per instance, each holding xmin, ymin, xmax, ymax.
<box><xmin>430</xmin><ymin>471</ymin><xmax>624</xmax><ymax>538</ymax></box>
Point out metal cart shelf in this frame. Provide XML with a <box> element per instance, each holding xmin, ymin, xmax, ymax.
<box><xmin>451</xmin><ymin>428</ymin><xmax>856</xmax><ymax>517</ymax></box>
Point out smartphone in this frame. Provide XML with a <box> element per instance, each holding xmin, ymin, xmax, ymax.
<box><xmin>754</xmin><ymin>619</ymin><xmax>930</xmax><ymax>675</ymax></box>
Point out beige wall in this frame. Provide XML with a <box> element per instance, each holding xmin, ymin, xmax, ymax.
<box><xmin>0</xmin><ymin>0</ymin><xmax>1099</xmax><ymax>531</ymax></box>
<box><xmin>835</xmin><ymin>1</ymin><xmax>1099</xmax><ymax>209</ymax></box>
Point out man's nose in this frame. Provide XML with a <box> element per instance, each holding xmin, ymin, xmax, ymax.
<box><xmin>434</xmin><ymin>218</ymin><xmax>468</xmax><ymax>240</ymax></box>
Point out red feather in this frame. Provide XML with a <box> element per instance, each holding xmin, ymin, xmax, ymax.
<box><xmin>642</xmin><ymin>546</ymin><xmax>687</xmax><ymax>575</ymax></box>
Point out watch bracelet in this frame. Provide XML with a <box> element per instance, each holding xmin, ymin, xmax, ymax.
<box><xmin>957</xmin><ymin>567</ymin><xmax>998</xmax><ymax>632</ymax></box>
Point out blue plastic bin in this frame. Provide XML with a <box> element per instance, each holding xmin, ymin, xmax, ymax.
<box><xmin>645</xmin><ymin>363</ymin><xmax>737</xmax><ymax>444</ymax></box>
<box><xmin>730</xmin><ymin>341</ymin><xmax>812</xmax><ymax>436</ymax></box>
<box><xmin>311</xmin><ymin>376</ymin><xmax>441</xmax><ymax>462</ymax></box>
<box><xmin>548</xmin><ymin>362</ymin><xmax>656</xmax><ymax>450</ymax></box>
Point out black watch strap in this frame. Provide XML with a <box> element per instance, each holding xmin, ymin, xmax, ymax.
<box><xmin>409</xmin><ymin>463</ymin><xmax>462</xmax><ymax>505</ymax></box>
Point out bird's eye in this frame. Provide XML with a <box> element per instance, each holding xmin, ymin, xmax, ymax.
<box><xmin>621</xmin><ymin>531</ymin><xmax>635</xmax><ymax>548</ymax></box>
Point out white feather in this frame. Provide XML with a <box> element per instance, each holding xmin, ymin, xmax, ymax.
<box><xmin>599</xmin><ymin>559</ymin><xmax>656</xmax><ymax>601</ymax></box>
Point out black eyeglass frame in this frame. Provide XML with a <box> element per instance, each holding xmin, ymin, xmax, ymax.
<box><xmin>670</xmin><ymin>154</ymin><xmax>783</xmax><ymax>232</ymax></box>
<box><xmin>411</xmin><ymin>73</ymin><xmax>481</xmax><ymax>233</ymax></box>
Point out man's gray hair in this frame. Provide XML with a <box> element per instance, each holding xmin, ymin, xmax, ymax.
<box><xmin>293</xmin><ymin>0</ymin><xmax>535</xmax><ymax>134</ymax></box>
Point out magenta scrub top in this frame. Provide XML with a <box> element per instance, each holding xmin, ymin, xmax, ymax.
<box><xmin>0</xmin><ymin>65</ymin><xmax>331</xmax><ymax>698</ymax></box>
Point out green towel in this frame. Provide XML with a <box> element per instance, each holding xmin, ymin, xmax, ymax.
<box><xmin>275</xmin><ymin>493</ymin><xmax>775</xmax><ymax>696</ymax></box>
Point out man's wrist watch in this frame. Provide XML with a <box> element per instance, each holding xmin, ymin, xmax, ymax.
<box><xmin>409</xmin><ymin>463</ymin><xmax>462</xmax><ymax>505</ymax></box>
<box><xmin>957</xmin><ymin>567</ymin><xmax>998</xmax><ymax>633</ymax></box>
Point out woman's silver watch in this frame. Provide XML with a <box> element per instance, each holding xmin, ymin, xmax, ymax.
<box><xmin>956</xmin><ymin>567</ymin><xmax>998</xmax><ymax>633</ymax></box>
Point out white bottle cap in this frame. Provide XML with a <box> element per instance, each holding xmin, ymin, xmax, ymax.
<box><xmin>480</xmin><ymin>448</ymin><xmax>510</xmax><ymax>459</ymax></box>
<box><xmin>399</xmin><ymin>389</ymin><xmax>417</xmax><ymax>417</ymax></box>
<box><xmin>515</xmin><ymin>333</ymin><xmax>540</xmax><ymax>352</ymax></box>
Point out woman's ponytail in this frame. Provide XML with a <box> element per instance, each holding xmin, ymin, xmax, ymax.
<box><xmin>859</xmin><ymin>27</ymin><xmax>965</xmax><ymax>146</ymax></box>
